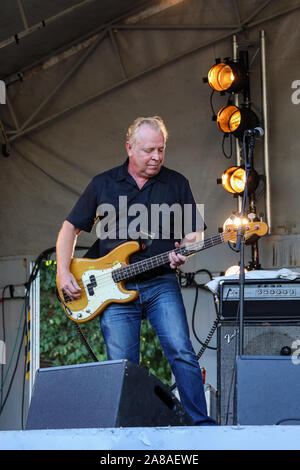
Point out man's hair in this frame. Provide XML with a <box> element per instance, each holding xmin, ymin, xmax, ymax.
<box><xmin>126</xmin><ymin>116</ymin><xmax>168</xmax><ymax>146</ymax></box>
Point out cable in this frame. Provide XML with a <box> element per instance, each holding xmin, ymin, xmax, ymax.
<box><xmin>55</xmin><ymin>244</ymin><xmax>100</xmax><ymax>363</ymax></box>
<box><xmin>221</xmin><ymin>133</ymin><xmax>233</xmax><ymax>159</ymax></box>
<box><xmin>224</xmin><ymin>302</ymin><xmax>240</xmax><ymax>425</ymax></box>
<box><xmin>209</xmin><ymin>89</ymin><xmax>216</xmax><ymax>117</ymax></box>
<box><xmin>0</xmin><ymin>244</ymin><xmax>94</xmax><ymax>426</ymax></box>
<box><xmin>0</xmin><ymin>285</ymin><xmax>9</xmax><ymax>410</ymax></box>
<box><xmin>0</xmin><ymin>299</ymin><xmax>26</xmax><ymax>416</ymax></box>
<box><xmin>196</xmin><ymin>309</ymin><xmax>221</xmax><ymax>361</ymax></box>
<box><xmin>0</xmin><ymin>247</ymin><xmax>56</xmax><ymax>421</ymax></box>
<box><xmin>21</xmin><ymin>323</ymin><xmax>28</xmax><ymax>430</ymax></box>
<box><xmin>74</xmin><ymin>323</ymin><xmax>99</xmax><ymax>363</ymax></box>
<box><xmin>170</xmin><ymin>270</ymin><xmax>221</xmax><ymax>392</ymax></box>
<box><xmin>187</xmin><ymin>269</ymin><xmax>219</xmax><ymax>353</ymax></box>
<box><xmin>0</xmin><ymin>320</ymin><xmax>26</xmax><ymax>416</ymax></box>
<box><xmin>191</xmin><ymin>284</ymin><xmax>218</xmax><ymax>351</ymax></box>
<box><xmin>56</xmin><ymin>287</ymin><xmax>100</xmax><ymax>363</ymax></box>
<box><xmin>276</xmin><ymin>418</ymin><xmax>300</xmax><ymax>425</ymax></box>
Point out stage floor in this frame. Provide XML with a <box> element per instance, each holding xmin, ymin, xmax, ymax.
<box><xmin>0</xmin><ymin>425</ymin><xmax>299</xmax><ymax>450</ymax></box>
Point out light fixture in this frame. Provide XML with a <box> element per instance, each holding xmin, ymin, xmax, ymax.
<box><xmin>216</xmin><ymin>105</ymin><xmax>259</xmax><ymax>138</ymax></box>
<box><xmin>218</xmin><ymin>166</ymin><xmax>260</xmax><ymax>195</ymax></box>
<box><xmin>221</xmin><ymin>166</ymin><xmax>245</xmax><ymax>194</ymax></box>
<box><xmin>206</xmin><ymin>60</ymin><xmax>248</xmax><ymax>94</ymax></box>
<box><xmin>223</xmin><ymin>214</ymin><xmax>249</xmax><ymax>231</ymax></box>
<box><xmin>224</xmin><ymin>265</ymin><xmax>247</xmax><ymax>276</ymax></box>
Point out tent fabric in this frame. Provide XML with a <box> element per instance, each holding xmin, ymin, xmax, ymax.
<box><xmin>0</xmin><ymin>0</ymin><xmax>300</xmax><ymax>267</ymax></box>
<box><xmin>0</xmin><ymin>0</ymin><xmax>151</xmax><ymax>79</ymax></box>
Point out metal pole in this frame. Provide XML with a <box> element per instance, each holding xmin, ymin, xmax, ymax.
<box><xmin>232</xmin><ymin>34</ymin><xmax>242</xmax><ymax>213</ymax></box>
<box><xmin>108</xmin><ymin>28</ymin><xmax>127</xmax><ymax>79</ymax></box>
<box><xmin>260</xmin><ymin>30</ymin><xmax>271</xmax><ymax>234</ymax></box>
<box><xmin>17</xmin><ymin>0</ymin><xmax>29</xmax><ymax>30</ymax></box>
<box><xmin>29</xmin><ymin>264</ymin><xmax>40</xmax><ymax>405</ymax></box>
<box><xmin>6</xmin><ymin>95</ymin><xmax>21</xmax><ymax>131</ymax></box>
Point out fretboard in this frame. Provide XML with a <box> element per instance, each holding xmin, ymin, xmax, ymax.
<box><xmin>112</xmin><ymin>233</ymin><xmax>224</xmax><ymax>282</ymax></box>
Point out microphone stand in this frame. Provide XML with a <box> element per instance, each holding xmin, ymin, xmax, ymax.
<box><xmin>236</xmin><ymin>132</ymin><xmax>256</xmax><ymax>355</ymax></box>
<box><xmin>232</xmin><ymin>131</ymin><xmax>256</xmax><ymax>425</ymax></box>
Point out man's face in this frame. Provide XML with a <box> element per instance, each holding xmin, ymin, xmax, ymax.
<box><xmin>126</xmin><ymin>124</ymin><xmax>165</xmax><ymax>179</ymax></box>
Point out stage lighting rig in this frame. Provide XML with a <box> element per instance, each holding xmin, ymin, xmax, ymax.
<box><xmin>204</xmin><ymin>53</ymin><xmax>261</xmax><ymax>141</ymax></box>
<box><xmin>217</xmin><ymin>165</ymin><xmax>260</xmax><ymax>196</ymax></box>
<box><xmin>204</xmin><ymin>58</ymin><xmax>248</xmax><ymax>94</ymax></box>
<box><xmin>216</xmin><ymin>104</ymin><xmax>259</xmax><ymax>139</ymax></box>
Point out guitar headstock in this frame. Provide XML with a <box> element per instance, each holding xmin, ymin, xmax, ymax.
<box><xmin>223</xmin><ymin>221</ymin><xmax>268</xmax><ymax>243</ymax></box>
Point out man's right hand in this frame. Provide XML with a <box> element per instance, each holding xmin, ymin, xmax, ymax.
<box><xmin>56</xmin><ymin>221</ymin><xmax>82</xmax><ymax>300</ymax></box>
<box><xmin>57</xmin><ymin>270</ymin><xmax>82</xmax><ymax>300</ymax></box>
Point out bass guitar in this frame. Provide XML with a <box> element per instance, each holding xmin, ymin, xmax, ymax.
<box><xmin>56</xmin><ymin>221</ymin><xmax>268</xmax><ymax>323</ymax></box>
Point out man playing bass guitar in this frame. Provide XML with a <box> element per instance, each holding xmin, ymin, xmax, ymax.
<box><xmin>56</xmin><ymin>116</ymin><xmax>216</xmax><ymax>426</ymax></box>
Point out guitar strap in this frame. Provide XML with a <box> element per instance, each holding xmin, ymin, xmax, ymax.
<box><xmin>83</xmin><ymin>239</ymin><xmax>99</xmax><ymax>259</ymax></box>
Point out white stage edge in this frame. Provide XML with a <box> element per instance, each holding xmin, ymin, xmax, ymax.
<box><xmin>0</xmin><ymin>425</ymin><xmax>300</xmax><ymax>450</ymax></box>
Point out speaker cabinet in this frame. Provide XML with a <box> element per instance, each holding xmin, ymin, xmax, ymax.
<box><xmin>26</xmin><ymin>360</ymin><xmax>193</xmax><ymax>430</ymax></box>
<box><xmin>237</xmin><ymin>356</ymin><xmax>300</xmax><ymax>425</ymax></box>
<box><xmin>217</xmin><ymin>322</ymin><xmax>300</xmax><ymax>425</ymax></box>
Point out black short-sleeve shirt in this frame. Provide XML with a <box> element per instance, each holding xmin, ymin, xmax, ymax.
<box><xmin>66</xmin><ymin>159</ymin><xmax>205</xmax><ymax>278</ymax></box>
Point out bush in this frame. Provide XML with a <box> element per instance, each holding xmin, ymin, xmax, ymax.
<box><xmin>40</xmin><ymin>261</ymin><xmax>171</xmax><ymax>385</ymax></box>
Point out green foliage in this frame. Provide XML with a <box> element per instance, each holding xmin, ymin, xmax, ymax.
<box><xmin>40</xmin><ymin>261</ymin><xmax>171</xmax><ymax>385</ymax></box>
<box><xmin>140</xmin><ymin>319</ymin><xmax>171</xmax><ymax>385</ymax></box>
<box><xmin>39</xmin><ymin>261</ymin><xmax>106</xmax><ymax>367</ymax></box>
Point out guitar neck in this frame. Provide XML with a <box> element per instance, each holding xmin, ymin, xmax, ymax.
<box><xmin>112</xmin><ymin>233</ymin><xmax>224</xmax><ymax>282</ymax></box>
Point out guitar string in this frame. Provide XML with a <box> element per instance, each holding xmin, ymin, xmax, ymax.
<box><xmin>64</xmin><ymin>226</ymin><xmax>261</xmax><ymax>295</ymax></box>
<box><xmin>68</xmin><ymin>226</ymin><xmax>260</xmax><ymax>292</ymax></box>
<box><xmin>79</xmin><ymin>226</ymin><xmax>261</xmax><ymax>286</ymax></box>
<box><xmin>62</xmin><ymin>225</ymin><xmax>262</xmax><ymax>303</ymax></box>
<box><xmin>68</xmin><ymin>232</ymin><xmax>224</xmax><ymax>290</ymax></box>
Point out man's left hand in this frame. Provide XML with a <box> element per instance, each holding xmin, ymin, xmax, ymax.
<box><xmin>169</xmin><ymin>242</ymin><xmax>187</xmax><ymax>269</ymax></box>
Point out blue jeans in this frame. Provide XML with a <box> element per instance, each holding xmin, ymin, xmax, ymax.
<box><xmin>100</xmin><ymin>273</ymin><xmax>216</xmax><ymax>425</ymax></box>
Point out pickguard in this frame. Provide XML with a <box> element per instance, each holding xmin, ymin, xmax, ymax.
<box><xmin>67</xmin><ymin>263</ymin><xmax>132</xmax><ymax>322</ymax></box>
